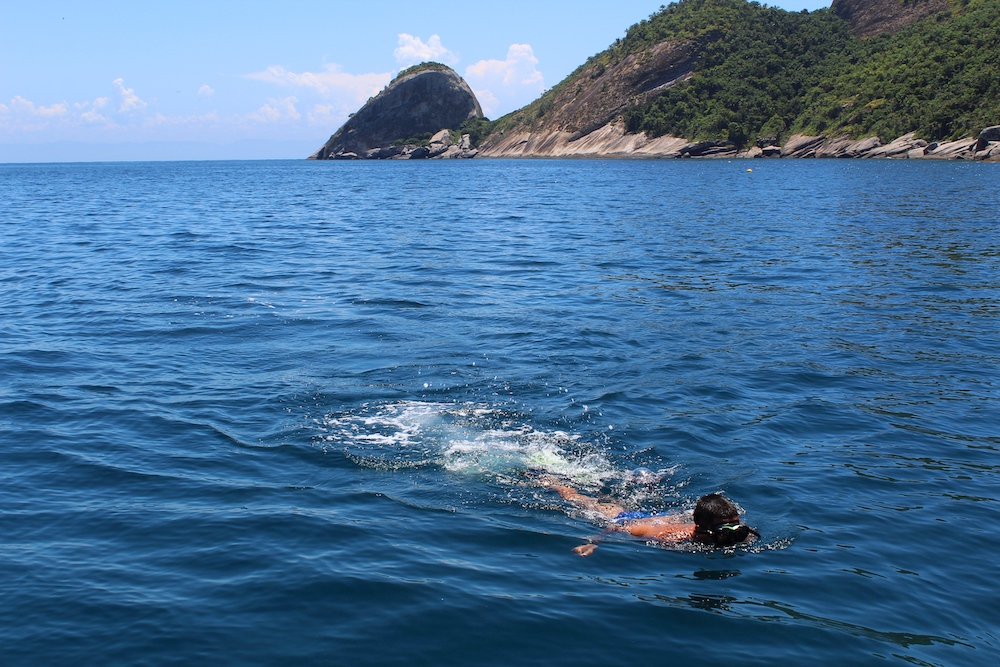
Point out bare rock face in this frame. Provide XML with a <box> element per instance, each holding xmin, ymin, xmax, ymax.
<box><xmin>831</xmin><ymin>0</ymin><xmax>948</xmax><ymax>38</ymax></box>
<box><xmin>309</xmin><ymin>65</ymin><xmax>482</xmax><ymax>160</ymax></box>
<box><xmin>781</xmin><ymin>134</ymin><xmax>828</xmax><ymax>158</ymax></box>
<box><xmin>541</xmin><ymin>39</ymin><xmax>698</xmax><ymax>138</ymax></box>
<box><xmin>479</xmin><ymin>38</ymin><xmax>697</xmax><ymax>157</ymax></box>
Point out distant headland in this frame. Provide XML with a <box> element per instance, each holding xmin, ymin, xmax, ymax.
<box><xmin>310</xmin><ymin>0</ymin><xmax>1000</xmax><ymax>161</ymax></box>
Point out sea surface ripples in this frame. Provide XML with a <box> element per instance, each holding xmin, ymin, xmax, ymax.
<box><xmin>1</xmin><ymin>158</ymin><xmax>998</xmax><ymax>666</ymax></box>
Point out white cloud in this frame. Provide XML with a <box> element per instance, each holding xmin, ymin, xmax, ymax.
<box><xmin>9</xmin><ymin>95</ymin><xmax>69</xmax><ymax>117</ymax></box>
<box><xmin>247</xmin><ymin>96</ymin><xmax>301</xmax><ymax>123</ymax></box>
<box><xmin>75</xmin><ymin>97</ymin><xmax>109</xmax><ymax>123</ymax></box>
<box><xmin>245</xmin><ymin>63</ymin><xmax>389</xmax><ymax>103</ymax></box>
<box><xmin>1</xmin><ymin>95</ymin><xmax>102</xmax><ymax>134</ymax></box>
<box><xmin>464</xmin><ymin>44</ymin><xmax>545</xmax><ymax>117</ymax></box>
<box><xmin>394</xmin><ymin>33</ymin><xmax>458</xmax><ymax>68</ymax></box>
<box><xmin>306</xmin><ymin>103</ymin><xmax>346</xmax><ymax>127</ymax></box>
<box><xmin>473</xmin><ymin>88</ymin><xmax>500</xmax><ymax>117</ymax></box>
<box><xmin>113</xmin><ymin>78</ymin><xmax>146</xmax><ymax>113</ymax></box>
<box><xmin>198</xmin><ymin>84</ymin><xmax>215</xmax><ymax>97</ymax></box>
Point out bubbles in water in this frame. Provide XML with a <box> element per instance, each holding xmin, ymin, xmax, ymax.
<box><xmin>626</xmin><ymin>467</ymin><xmax>663</xmax><ymax>486</ymax></box>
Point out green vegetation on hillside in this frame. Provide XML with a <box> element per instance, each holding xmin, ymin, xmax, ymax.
<box><xmin>491</xmin><ymin>0</ymin><xmax>1000</xmax><ymax>147</ymax></box>
<box><xmin>797</xmin><ymin>0</ymin><xmax>1000</xmax><ymax>141</ymax></box>
<box><xmin>622</xmin><ymin>0</ymin><xmax>855</xmax><ymax>146</ymax></box>
<box><xmin>457</xmin><ymin>117</ymin><xmax>494</xmax><ymax>147</ymax></box>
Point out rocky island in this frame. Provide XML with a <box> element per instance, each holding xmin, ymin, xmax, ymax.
<box><xmin>309</xmin><ymin>63</ymin><xmax>483</xmax><ymax>160</ymax></box>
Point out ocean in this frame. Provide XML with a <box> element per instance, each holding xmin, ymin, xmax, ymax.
<box><xmin>1</xmin><ymin>158</ymin><xmax>997</xmax><ymax>666</ymax></box>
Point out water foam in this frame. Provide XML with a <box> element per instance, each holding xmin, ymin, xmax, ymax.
<box><xmin>320</xmin><ymin>400</ymin><xmax>621</xmax><ymax>485</ymax></box>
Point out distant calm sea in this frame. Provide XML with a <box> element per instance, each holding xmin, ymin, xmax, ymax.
<box><xmin>1</xmin><ymin>158</ymin><xmax>998</xmax><ymax>666</ymax></box>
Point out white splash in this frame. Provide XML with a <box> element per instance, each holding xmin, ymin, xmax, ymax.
<box><xmin>322</xmin><ymin>400</ymin><xmax>617</xmax><ymax>485</ymax></box>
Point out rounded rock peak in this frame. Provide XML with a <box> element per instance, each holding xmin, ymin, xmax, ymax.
<box><xmin>310</xmin><ymin>63</ymin><xmax>483</xmax><ymax>159</ymax></box>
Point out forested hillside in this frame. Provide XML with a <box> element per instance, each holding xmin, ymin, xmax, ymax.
<box><xmin>485</xmin><ymin>0</ymin><xmax>1000</xmax><ymax>148</ymax></box>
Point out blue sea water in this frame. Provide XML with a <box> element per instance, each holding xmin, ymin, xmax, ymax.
<box><xmin>1</xmin><ymin>157</ymin><xmax>998</xmax><ymax>666</ymax></box>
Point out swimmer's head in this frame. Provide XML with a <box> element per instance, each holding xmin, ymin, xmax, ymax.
<box><xmin>693</xmin><ymin>493</ymin><xmax>758</xmax><ymax>548</ymax></box>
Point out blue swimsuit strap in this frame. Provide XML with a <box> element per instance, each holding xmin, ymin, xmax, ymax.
<box><xmin>614</xmin><ymin>510</ymin><xmax>656</xmax><ymax>522</ymax></box>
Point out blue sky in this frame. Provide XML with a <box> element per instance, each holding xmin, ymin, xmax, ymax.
<box><xmin>0</xmin><ymin>1</ymin><xmax>830</xmax><ymax>161</ymax></box>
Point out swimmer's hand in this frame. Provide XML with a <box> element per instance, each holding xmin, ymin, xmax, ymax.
<box><xmin>573</xmin><ymin>543</ymin><xmax>598</xmax><ymax>557</ymax></box>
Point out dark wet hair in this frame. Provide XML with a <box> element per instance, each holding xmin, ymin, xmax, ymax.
<box><xmin>693</xmin><ymin>493</ymin><xmax>758</xmax><ymax>547</ymax></box>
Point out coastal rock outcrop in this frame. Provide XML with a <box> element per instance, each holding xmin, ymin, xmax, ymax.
<box><xmin>480</xmin><ymin>121</ymin><xmax>691</xmax><ymax>158</ymax></box>
<box><xmin>309</xmin><ymin>64</ymin><xmax>482</xmax><ymax>160</ymax></box>
<box><xmin>479</xmin><ymin>123</ymin><xmax>1000</xmax><ymax>162</ymax></box>
<box><xmin>754</xmin><ymin>132</ymin><xmax>999</xmax><ymax>161</ymax></box>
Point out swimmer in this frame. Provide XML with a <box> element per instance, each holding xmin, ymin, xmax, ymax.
<box><xmin>542</xmin><ymin>477</ymin><xmax>758</xmax><ymax>556</ymax></box>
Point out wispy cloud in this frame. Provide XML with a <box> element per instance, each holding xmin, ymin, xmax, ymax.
<box><xmin>198</xmin><ymin>84</ymin><xmax>215</xmax><ymax>97</ymax></box>
<box><xmin>247</xmin><ymin>96</ymin><xmax>301</xmax><ymax>123</ymax></box>
<box><xmin>474</xmin><ymin>89</ymin><xmax>500</xmax><ymax>117</ymax></box>
<box><xmin>464</xmin><ymin>44</ymin><xmax>545</xmax><ymax>117</ymax></box>
<box><xmin>2</xmin><ymin>79</ymin><xmax>150</xmax><ymax>135</ymax></box>
<box><xmin>1</xmin><ymin>82</ymin><xmax>320</xmax><ymax>143</ymax></box>
<box><xmin>245</xmin><ymin>63</ymin><xmax>389</xmax><ymax>101</ymax></box>
<box><xmin>394</xmin><ymin>34</ymin><xmax>459</xmax><ymax>68</ymax></box>
<box><xmin>75</xmin><ymin>97</ymin><xmax>109</xmax><ymax>123</ymax></box>
<box><xmin>306</xmin><ymin>103</ymin><xmax>347</xmax><ymax>128</ymax></box>
<box><xmin>9</xmin><ymin>95</ymin><xmax>69</xmax><ymax>118</ymax></box>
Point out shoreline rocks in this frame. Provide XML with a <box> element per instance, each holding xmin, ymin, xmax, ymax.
<box><xmin>476</xmin><ymin>120</ymin><xmax>1000</xmax><ymax>162</ymax></box>
<box><xmin>329</xmin><ymin>129</ymin><xmax>480</xmax><ymax>161</ymax></box>
<box><xmin>742</xmin><ymin>131</ymin><xmax>997</xmax><ymax>161</ymax></box>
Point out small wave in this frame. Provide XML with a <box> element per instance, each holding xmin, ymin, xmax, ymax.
<box><xmin>350</xmin><ymin>298</ymin><xmax>430</xmax><ymax>309</ymax></box>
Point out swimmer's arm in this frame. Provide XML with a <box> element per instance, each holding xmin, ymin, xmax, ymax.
<box><xmin>575</xmin><ymin>517</ymin><xmax>693</xmax><ymax>553</ymax></box>
<box><xmin>624</xmin><ymin>517</ymin><xmax>694</xmax><ymax>544</ymax></box>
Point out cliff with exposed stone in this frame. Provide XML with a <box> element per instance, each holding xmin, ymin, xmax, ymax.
<box><xmin>831</xmin><ymin>0</ymin><xmax>948</xmax><ymax>37</ymax></box>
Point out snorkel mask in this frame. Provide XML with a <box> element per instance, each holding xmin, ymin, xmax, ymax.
<box><xmin>697</xmin><ymin>520</ymin><xmax>760</xmax><ymax>547</ymax></box>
